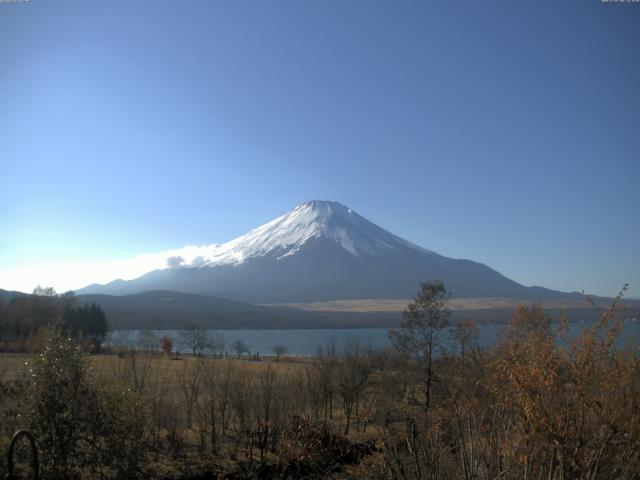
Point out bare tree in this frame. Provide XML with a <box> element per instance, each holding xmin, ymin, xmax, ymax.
<box><xmin>255</xmin><ymin>366</ymin><xmax>277</xmax><ymax>462</ymax></box>
<box><xmin>337</xmin><ymin>339</ymin><xmax>372</xmax><ymax>434</ymax></box>
<box><xmin>180</xmin><ymin>325</ymin><xmax>210</xmax><ymax>357</ymax></box>
<box><xmin>145</xmin><ymin>358</ymin><xmax>174</xmax><ymax>451</ymax></box>
<box><xmin>111</xmin><ymin>330</ymin><xmax>131</xmax><ymax>357</ymax></box>
<box><xmin>208</xmin><ymin>332</ymin><xmax>226</xmax><ymax>357</ymax></box>
<box><xmin>383</xmin><ymin>417</ymin><xmax>443</xmax><ymax>480</ymax></box>
<box><xmin>295</xmin><ymin>364</ymin><xmax>325</xmax><ymax>423</ymax></box>
<box><xmin>32</xmin><ymin>285</ymin><xmax>57</xmax><ymax>297</ymax></box>
<box><xmin>179</xmin><ymin>359</ymin><xmax>205</xmax><ymax>451</ymax></box>
<box><xmin>315</xmin><ymin>340</ymin><xmax>338</xmax><ymax>421</ymax></box>
<box><xmin>389</xmin><ymin>280</ymin><xmax>449</xmax><ymax>410</ymax></box>
<box><xmin>201</xmin><ymin>359</ymin><xmax>221</xmax><ymax>453</ymax></box>
<box><xmin>451</xmin><ymin>320</ymin><xmax>479</xmax><ymax>378</ymax></box>
<box><xmin>232</xmin><ymin>339</ymin><xmax>250</xmax><ymax>358</ymax></box>
<box><xmin>138</xmin><ymin>329</ymin><xmax>159</xmax><ymax>354</ymax></box>
<box><xmin>272</xmin><ymin>344</ymin><xmax>288</xmax><ymax>361</ymax></box>
<box><xmin>123</xmin><ymin>329</ymin><xmax>157</xmax><ymax>393</ymax></box>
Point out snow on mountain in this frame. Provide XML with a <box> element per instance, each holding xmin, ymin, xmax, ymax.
<box><xmin>76</xmin><ymin>200</ymin><xmax>572</xmax><ymax>302</ymax></box>
<box><xmin>160</xmin><ymin>200</ymin><xmax>428</xmax><ymax>269</ymax></box>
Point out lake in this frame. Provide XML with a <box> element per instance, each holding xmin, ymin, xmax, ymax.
<box><xmin>109</xmin><ymin>319</ymin><xmax>640</xmax><ymax>356</ymax></box>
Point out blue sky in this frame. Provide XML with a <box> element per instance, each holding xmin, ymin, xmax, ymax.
<box><xmin>1</xmin><ymin>0</ymin><xmax>638</xmax><ymax>297</ymax></box>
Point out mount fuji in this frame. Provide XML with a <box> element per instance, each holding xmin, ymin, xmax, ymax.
<box><xmin>77</xmin><ymin>201</ymin><xmax>570</xmax><ymax>303</ymax></box>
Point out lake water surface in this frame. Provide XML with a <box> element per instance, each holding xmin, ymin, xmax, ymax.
<box><xmin>109</xmin><ymin>320</ymin><xmax>640</xmax><ymax>356</ymax></box>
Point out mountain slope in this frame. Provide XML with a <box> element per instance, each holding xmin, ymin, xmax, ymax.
<box><xmin>77</xmin><ymin>201</ymin><xmax>574</xmax><ymax>303</ymax></box>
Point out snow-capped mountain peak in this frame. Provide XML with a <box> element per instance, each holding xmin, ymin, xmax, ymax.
<box><xmin>161</xmin><ymin>201</ymin><xmax>424</xmax><ymax>269</ymax></box>
<box><xmin>75</xmin><ymin>200</ymin><xmax>568</xmax><ymax>303</ymax></box>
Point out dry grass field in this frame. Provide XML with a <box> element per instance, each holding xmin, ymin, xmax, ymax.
<box><xmin>0</xmin><ymin>351</ymin><xmax>308</xmax><ymax>384</ymax></box>
<box><xmin>267</xmin><ymin>296</ymin><xmax>602</xmax><ymax>312</ymax></box>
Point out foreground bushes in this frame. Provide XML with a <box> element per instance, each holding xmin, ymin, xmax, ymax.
<box><xmin>375</xmin><ymin>293</ymin><xmax>640</xmax><ymax>480</ymax></box>
<box><xmin>0</xmin><ymin>293</ymin><xmax>638</xmax><ymax>479</ymax></box>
